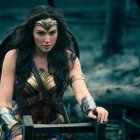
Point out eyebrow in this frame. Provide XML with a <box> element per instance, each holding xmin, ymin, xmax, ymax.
<box><xmin>49</xmin><ymin>29</ymin><xmax>57</xmax><ymax>32</ymax></box>
<box><xmin>36</xmin><ymin>30</ymin><xmax>46</xmax><ymax>31</ymax></box>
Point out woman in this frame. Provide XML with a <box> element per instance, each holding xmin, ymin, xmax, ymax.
<box><xmin>0</xmin><ymin>5</ymin><xmax>108</xmax><ymax>140</ymax></box>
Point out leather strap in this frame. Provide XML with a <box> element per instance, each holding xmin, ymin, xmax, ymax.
<box><xmin>32</xmin><ymin>62</ymin><xmax>51</xmax><ymax>98</ymax></box>
<box><xmin>14</xmin><ymin>99</ymin><xmax>45</xmax><ymax>114</ymax></box>
<box><xmin>32</xmin><ymin>62</ymin><xmax>70</xmax><ymax>123</ymax></box>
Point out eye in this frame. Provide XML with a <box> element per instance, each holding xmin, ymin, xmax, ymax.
<box><xmin>49</xmin><ymin>30</ymin><xmax>57</xmax><ymax>36</ymax></box>
<box><xmin>37</xmin><ymin>31</ymin><xmax>46</xmax><ymax>36</ymax></box>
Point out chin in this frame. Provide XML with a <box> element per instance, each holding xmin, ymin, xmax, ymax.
<box><xmin>42</xmin><ymin>48</ymin><xmax>52</xmax><ymax>53</ymax></box>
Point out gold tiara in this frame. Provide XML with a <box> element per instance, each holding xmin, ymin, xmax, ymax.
<box><xmin>35</xmin><ymin>20</ymin><xmax>57</xmax><ymax>31</ymax></box>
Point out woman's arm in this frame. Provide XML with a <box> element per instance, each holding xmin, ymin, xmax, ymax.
<box><xmin>0</xmin><ymin>49</ymin><xmax>17</xmax><ymax>107</ymax></box>
<box><xmin>0</xmin><ymin>50</ymin><xmax>22</xmax><ymax>140</ymax></box>
<box><xmin>69</xmin><ymin>57</ymin><xmax>108</xmax><ymax>123</ymax></box>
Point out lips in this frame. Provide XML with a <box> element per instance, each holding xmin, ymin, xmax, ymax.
<box><xmin>43</xmin><ymin>45</ymin><xmax>51</xmax><ymax>49</ymax></box>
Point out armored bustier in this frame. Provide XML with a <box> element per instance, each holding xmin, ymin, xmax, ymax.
<box><xmin>14</xmin><ymin>69</ymin><xmax>66</xmax><ymax>124</ymax></box>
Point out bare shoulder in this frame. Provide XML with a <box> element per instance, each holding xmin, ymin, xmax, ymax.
<box><xmin>3</xmin><ymin>49</ymin><xmax>17</xmax><ymax>71</ymax></box>
<box><xmin>72</xmin><ymin>57</ymin><xmax>81</xmax><ymax>69</ymax></box>
<box><xmin>5</xmin><ymin>49</ymin><xmax>17</xmax><ymax>60</ymax></box>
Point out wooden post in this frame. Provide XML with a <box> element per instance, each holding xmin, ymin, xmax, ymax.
<box><xmin>23</xmin><ymin>115</ymin><xmax>34</xmax><ymax>140</ymax></box>
<box><xmin>95</xmin><ymin>122</ymin><xmax>106</xmax><ymax>140</ymax></box>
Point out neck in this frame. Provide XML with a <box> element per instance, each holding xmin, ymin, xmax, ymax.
<box><xmin>34</xmin><ymin>47</ymin><xmax>48</xmax><ymax>57</ymax></box>
<box><xmin>33</xmin><ymin>55</ymin><xmax>48</xmax><ymax>72</ymax></box>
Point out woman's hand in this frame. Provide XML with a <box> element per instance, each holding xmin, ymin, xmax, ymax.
<box><xmin>13</xmin><ymin>135</ymin><xmax>22</xmax><ymax>140</ymax></box>
<box><xmin>87</xmin><ymin>107</ymin><xmax>108</xmax><ymax>123</ymax></box>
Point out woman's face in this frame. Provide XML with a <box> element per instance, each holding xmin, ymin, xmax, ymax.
<box><xmin>33</xmin><ymin>18</ymin><xmax>58</xmax><ymax>54</ymax></box>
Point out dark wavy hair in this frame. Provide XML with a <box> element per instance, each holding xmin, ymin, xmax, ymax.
<box><xmin>11</xmin><ymin>5</ymin><xmax>78</xmax><ymax>89</ymax></box>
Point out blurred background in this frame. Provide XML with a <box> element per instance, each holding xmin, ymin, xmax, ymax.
<box><xmin>0</xmin><ymin>0</ymin><xmax>140</xmax><ymax>139</ymax></box>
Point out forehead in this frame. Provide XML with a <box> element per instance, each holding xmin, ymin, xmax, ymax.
<box><xmin>34</xmin><ymin>18</ymin><xmax>58</xmax><ymax>31</ymax></box>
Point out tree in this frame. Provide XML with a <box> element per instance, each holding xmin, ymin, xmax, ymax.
<box><xmin>102</xmin><ymin>0</ymin><xmax>127</xmax><ymax>58</ymax></box>
<box><xmin>47</xmin><ymin>0</ymin><xmax>55</xmax><ymax>7</ymax></box>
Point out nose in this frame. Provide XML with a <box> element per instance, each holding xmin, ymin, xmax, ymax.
<box><xmin>44</xmin><ymin>34</ymin><xmax>50</xmax><ymax>43</ymax></box>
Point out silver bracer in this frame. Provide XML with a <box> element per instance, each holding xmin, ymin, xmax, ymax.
<box><xmin>80</xmin><ymin>95</ymin><xmax>96</xmax><ymax>116</ymax></box>
<box><xmin>0</xmin><ymin>107</ymin><xmax>19</xmax><ymax>129</ymax></box>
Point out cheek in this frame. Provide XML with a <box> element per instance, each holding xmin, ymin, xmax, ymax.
<box><xmin>52</xmin><ymin>34</ymin><xmax>58</xmax><ymax>44</ymax></box>
<box><xmin>34</xmin><ymin>36</ymin><xmax>43</xmax><ymax>45</ymax></box>
<box><xmin>54</xmin><ymin>36</ymin><xmax>58</xmax><ymax>43</ymax></box>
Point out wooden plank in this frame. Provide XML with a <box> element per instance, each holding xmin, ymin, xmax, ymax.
<box><xmin>23</xmin><ymin>115</ymin><xmax>106</xmax><ymax>140</ymax></box>
<box><xmin>33</xmin><ymin>122</ymin><xmax>96</xmax><ymax>133</ymax></box>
